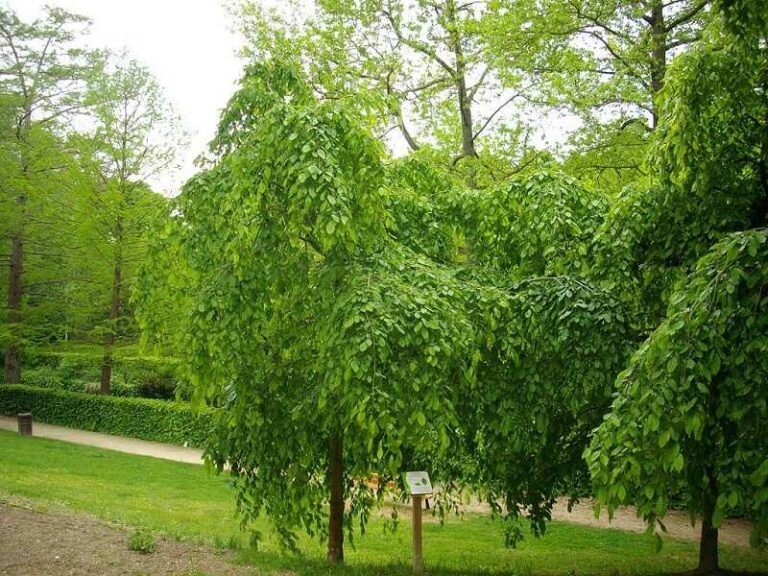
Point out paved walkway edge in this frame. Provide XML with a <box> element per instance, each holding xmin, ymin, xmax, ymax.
<box><xmin>0</xmin><ymin>415</ymin><xmax>204</xmax><ymax>465</ymax></box>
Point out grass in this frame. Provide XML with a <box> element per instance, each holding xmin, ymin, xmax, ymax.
<box><xmin>0</xmin><ymin>430</ymin><xmax>766</xmax><ymax>575</ymax></box>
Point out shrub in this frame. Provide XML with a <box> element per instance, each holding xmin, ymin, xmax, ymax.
<box><xmin>0</xmin><ymin>385</ymin><xmax>215</xmax><ymax>447</ymax></box>
<box><xmin>57</xmin><ymin>355</ymin><xmax>101</xmax><ymax>385</ymax></box>
<box><xmin>20</xmin><ymin>365</ymin><xmax>61</xmax><ymax>389</ymax></box>
<box><xmin>21</xmin><ymin>350</ymin><xmax>181</xmax><ymax>400</ymax></box>
<box><xmin>128</xmin><ymin>528</ymin><xmax>157</xmax><ymax>554</ymax></box>
<box><xmin>21</xmin><ymin>366</ymin><xmax>138</xmax><ymax>397</ymax></box>
<box><xmin>123</xmin><ymin>360</ymin><xmax>177</xmax><ymax>400</ymax></box>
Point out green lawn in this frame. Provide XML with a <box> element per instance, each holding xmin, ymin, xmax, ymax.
<box><xmin>0</xmin><ymin>430</ymin><xmax>766</xmax><ymax>575</ymax></box>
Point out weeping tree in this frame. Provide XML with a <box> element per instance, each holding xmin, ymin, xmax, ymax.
<box><xmin>460</xmin><ymin>275</ymin><xmax>632</xmax><ymax>545</ymax></box>
<box><xmin>586</xmin><ymin>4</ymin><xmax>768</xmax><ymax>573</ymax></box>
<box><xmin>586</xmin><ymin>230</ymin><xmax>768</xmax><ymax>573</ymax></box>
<box><xmin>138</xmin><ymin>55</ymin><xmax>641</xmax><ymax>562</ymax></box>
<box><xmin>435</xmin><ymin>171</ymin><xmax>634</xmax><ymax>544</ymax></box>
<box><xmin>139</xmin><ymin>61</ymin><xmax>481</xmax><ymax>562</ymax></box>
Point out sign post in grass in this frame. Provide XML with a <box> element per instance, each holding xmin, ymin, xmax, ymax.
<box><xmin>404</xmin><ymin>471</ymin><xmax>433</xmax><ymax>575</ymax></box>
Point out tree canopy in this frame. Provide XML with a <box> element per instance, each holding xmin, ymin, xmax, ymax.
<box><xmin>3</xmin><ymin>2</ymin><xmax>767</xmax><ymax>574</ymax></box>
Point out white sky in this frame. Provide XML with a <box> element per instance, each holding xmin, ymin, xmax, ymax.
<box><xmin>5</xmin><ymin>1</ymin><xmax>580</xmax><ymax>194</ymax></box>
<box><xmin>6</xmin><ymin>0</ymin><xmax>248</xmax><ymax>195</ymax></box>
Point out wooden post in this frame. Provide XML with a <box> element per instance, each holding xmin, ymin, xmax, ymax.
<box><xmin>412</xmin><ymin>494</ymin><xmax>423</xmax><ymax>574</ymax></box>
<box><xmin>17</xmin><ymin>412</ymin><xmax>32</xmax><ymax>436</ymax></box>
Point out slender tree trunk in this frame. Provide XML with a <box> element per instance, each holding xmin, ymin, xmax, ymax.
<box><xmin>698</xmin><ymin>472</ymin><xmax>719</xmax><ymax>574</ymax></box>
<box><xmin>456</xmin><ymin>75</ymin><xmax>477</xmax><ymax>159</ymax></box>
<box><xmin>327</xmin><ymin>433</ymin><xmax>344</xmax><ymax>564</ymax></box>
<box><xmin>5</xmin><ymin>107</ymin><xmax>31</xmax><ymax>385</ymax></box>
<box><xmin>100</xmin><ymin>226</ymin><xmax>123</xmax><ymax>395</ymax></box>
<box><xmin>649</xmin><ymin>0</ymin><xmax>666</xmax><ymax>128</ymax></box>
<box><xmin>751</xmin><ymin>113</ymin><xmax>768</xmax><ymax>226</ymax></box>
<box><xmin>446</xmin><ymin>0</ymin><xmax>477</xmax><ymax>161</ymax></box>
<box><xmin>4</xmin><ymin>231</ymin><xmax>23</xmax><ymax>384</ymax></box>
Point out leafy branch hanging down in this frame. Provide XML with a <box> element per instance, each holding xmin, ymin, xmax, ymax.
<box><xmin>456</xmin><ymin>171</ymin><xmax>609</xmax><ymax>278</ymax></box>
<box><xmin>139</xmin><ymin>60</ymin><xmax>481</xmax><ymax>562</ymax></box>
<box><xmin>460</xmin><ymin>273</ymin><xmax>632</xmax><ymax>545</ymax></box>
<box><xmin>136</xmin><ymin>57</ymin><xmax>639</xmax><ymax>562</ymax></box>
<box><xmin>586</xmin><ymin>229</ymin><xmax>768</xmax><ymax>571</ymax></box>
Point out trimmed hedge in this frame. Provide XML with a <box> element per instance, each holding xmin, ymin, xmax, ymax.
<box><xmin>0</xmin><ymin>385</ymin><xmax>215</xmax><ymax>448</ymax></box>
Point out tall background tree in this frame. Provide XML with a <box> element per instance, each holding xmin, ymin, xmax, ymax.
<box><xmin>482</xmin><ymin>0</ymin><xmax>712</xmax><ymax>191</ymax></box>
<box><xmin>76</xmin><ymin>51</ymin><xmax>179</xmax><ymax>394</ymax></box>
<box><xmin>0</xmin><ymin>5</ymin><xmax>92</xmax><ymax>383</ymax></box>
<box><xmin>231</xmin><ymin>0</ymin><xmax>547</xmax><ymax>187</ymax></box>
<box><xmin>1</xmin><ymin>6</ymin><xmax>181</xmax><ymax>396</ymax></box>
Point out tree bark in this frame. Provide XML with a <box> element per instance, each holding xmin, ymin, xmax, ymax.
<box><xmin>697</xmin><ymin>472</ymin><xmax>719</xmax><ymax>574</ymax></box>
<box><xmin>4</xmin><ymin>231</ymin><xmax>23</xmax><ymax>384</ymax></box>
<box><xmin>4</xmin><ymin>103</ymin><xmax>31</xmax><ymax>385</ymax></box>
<box><xmin>100</xmin><ymin>223</ymin><xmax>123</xmax><ymax>395</ymax></box>
<box><xmin>751</xmin><ymin>113</ymin><xmax>768</xmax><ymax>226</ymax></box>
<box><xmin>446</xmin><ymin>0</ymin><xmax>478</xmax><ymax>161</ymax></box>
<box><xmin>327</xmin><ymin>433</ymin><xmax>344</xmax><ymax>564</ymax></box>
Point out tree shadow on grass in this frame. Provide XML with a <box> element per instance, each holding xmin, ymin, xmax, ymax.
<box><xmin>664</xmin><ymin>568</ymin><xmax>768</xmax><ymax>576</ymax></box>
<box><xmin>237</xmin><ymin>549</ymin><xmax>519</xmax><ymax>576</ymax></box>
<box><xmin>236</xmin><ymin>549</ymin><xmax>768</xmax><ymax>576</ymax></box>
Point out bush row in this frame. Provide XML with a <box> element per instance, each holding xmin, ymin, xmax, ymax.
<box><xmin>0</xmin><ymin>384</ymin><xmax>215</xmax><ymax>448</ymax></box>
<box><xmin>22</xmin><ymin>351</ymin><xmax>181</xmax><ymax>400</ymax></box>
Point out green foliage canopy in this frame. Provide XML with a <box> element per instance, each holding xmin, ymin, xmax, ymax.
<box><xmin>459</xmin><ymin>172</ymin><xmax>608</xmax><ymax>278</ymax></box>
<box><xmin>586</xmin><ymin>229</ymin><xmax>768</xmax><ymax>547</ymax></box>
<box><xmin>137</xmin><ymin>58</ymin><xmax>637</xmax><ymax>556</ymax></box>
<box><xmin>141</xmin><ymin>61</ymin><xmax>480</xmax><ymax>551</ymax></box>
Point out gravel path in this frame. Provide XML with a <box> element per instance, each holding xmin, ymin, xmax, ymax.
<box><xmin>550</xmin><ymin>499</ymin><xmax>755</xmax><ymax>548</ymax></box>
<box><xmin>0</xmin><ymin>416</ymin><xmax>204</xmax><ymax>464</ymax></box>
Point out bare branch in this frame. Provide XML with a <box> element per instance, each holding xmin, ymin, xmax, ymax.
<box><xmin>664</xmin><ymin>0</ymin><xmax>709</xmax><ymax>32</ymax></box>
<box><xmin>473</xmin><ymin>92</ymin><xmax>522</xmax><ymax>140</ymax></box>
<box><xmin>467</xmin><ymin>66</ymin><xmax>490</xmax><ymax>101</ymax></box>
<box><xmin>382</xmin><ymin>3</ymin><xmax>456</xmax><ymax>77</ymax></box>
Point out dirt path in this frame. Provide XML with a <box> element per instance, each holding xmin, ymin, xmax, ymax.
<box><xmin>384</xmin><ymin>497</ymin><xmax>756</xmax><ymax>548</ymax></box>
<box><xmin>0</xmin><ymin>416</ymin><xmax>204</xmax><ymax>465</ymax></box>
<box><xmin>0</xmin><ymin>500</ymin><xmax>253</xmax><ymax>576</ymax></box>
<box><xmin>550</xmin><ymin>499</ymin><xmax>756</xmax><ymax>548</ymax></box>
<box><xmin>0</xmin><ymin>416</ymin><xmax>758</xmax><ymax>548</ymax></box>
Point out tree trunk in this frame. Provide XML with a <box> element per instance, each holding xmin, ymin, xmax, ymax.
<box><xmin>456</xmin><ymin>75</ymin><xmax>477</xmax><ymax>160</ymax></box>
<box><xmin>446</xmin><ymin>0</ymin><xmax>477</xmax><ymax>161</ymax></box>
<box><xmin>649</xmin><ymin>0</ymin><xmax>666</xmax><ymax>128</ymax></box>
<box><xmin>100</xmin><ymin>243</ymin><xmax>122</xmax><ymax>395</ymax></box>
<box><xmin>327</xmin><ymin>433</ymin><xmax>344</xmax><ymax>564</ymax></box>
<box><xmin>697</xmin><ymin>473</ymin><xmax>719</xmax><ymax>575</ymax></box>
<box><xmin>4</xmin><ymin>231</ymin><xmax>23</xmax><ymax>384</ymax></box>
<box><xmin>750</xmin><ymin>113</ymin><xmax>768</xmax><ymax>226</ymax></box>
<box><xmin>5</xmin><ymin>105</ymin><xmax>32</xmax><ymax>385</ymax></box>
